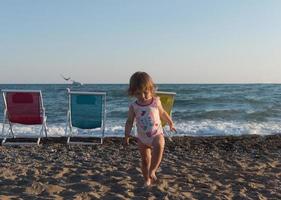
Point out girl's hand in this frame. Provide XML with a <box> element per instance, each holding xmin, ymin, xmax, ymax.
<box><xmin>169</xmin><ymin>123</ymin><xmax>177</xmax><ymax>133</ymax></box>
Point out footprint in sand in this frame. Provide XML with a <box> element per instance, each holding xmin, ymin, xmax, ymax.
<box><xmin>54</xmin><ymin>167</ymin><xmax>70</xmax><ymax>179</ymax></box>
<box><xmin>26</xmin><ymin>182</ymin><xmax>65</xmax><ymax>196</ymax></box>
<box><xmin>0</xmin><ymin>195</ymin><xmax>19</xmax><ymax>200</ymax></box>
<box><xmin>25</xmin><ymin>182</ymin><xmax>45</xmax><ymax>195</ymax></box>
<box><xmin>45</xmin><ymin>184</ymin><xmax>65</xmax><ymax>195</ymax></box>
<box><xmin>157</xmin><ymin>179</ymin><xmax>169</xmax><ymax>192</ymax></box>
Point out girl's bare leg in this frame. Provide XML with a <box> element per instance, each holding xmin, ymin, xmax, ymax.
<box><xmin>137</xmin><ymin>140</ymin><xmax>152</xmax><ymax>186</ymax></box>
<box><xmin>149</xmin><ymin>134</ymin><xmax>165</xmax><ymax>182</ymax></box>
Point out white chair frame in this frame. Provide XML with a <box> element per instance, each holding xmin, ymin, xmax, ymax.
<box><xmin>65</xmin><ymin>88</ymin><xmax>106</xmax><ymax>145</ymax></box>
<box><xmin>1</xmin><ymin>89</ymin><xmax>48</xmax><ymax>146</ymax></box>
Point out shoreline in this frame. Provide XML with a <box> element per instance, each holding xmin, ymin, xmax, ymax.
<box><xmin>0</xmin><ymin>134</ymin><xmax>280</xmax><ymax>199</ymax></box>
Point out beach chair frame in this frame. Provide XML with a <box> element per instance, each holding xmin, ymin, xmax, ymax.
<box><xmin>65</xmin><ymin>88</ymin><xmax>106</xmax><ymax>145</ymax></box>
<box><xmin>156</xmin><ymin>91</ymin><xmax>176</xmax><ymax>137</ymax></box>
<box><xmin>1</xmin><ymin>89</ymin><xmax>48</xmax><ymax>146</ymax></box>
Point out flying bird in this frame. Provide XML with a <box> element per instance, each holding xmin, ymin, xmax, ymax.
<box><xmin>60</xmin><ymin>74</ymin><xmax>83</xmax><ymax>86</ymax></box>
<box><xmin>60</xmin><ymin>74</ymin><xmax>71</xmax><ymax>81</ymax></box>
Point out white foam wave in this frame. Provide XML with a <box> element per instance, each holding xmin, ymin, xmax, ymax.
<box><xmin>1</xmin><ymin>120</ymin><xmax>281</xmax><ymax>138</ymax></box>
<box><xmin>174</xmin><ymin>120</ymin><xmax>281</xmax><ymax>136</ymax></box>
<box><xmin>0</xmin><ymin>122</ymin><xmax>127</xmax><ymax>138</ymax></box>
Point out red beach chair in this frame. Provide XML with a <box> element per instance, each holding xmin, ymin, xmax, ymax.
<box><xmin>1</xmin><ymin>90</ymin><xmax>48</xmax><ymax>145</ymax></box>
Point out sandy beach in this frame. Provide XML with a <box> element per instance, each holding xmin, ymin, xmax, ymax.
<box><xmin>0</xmin><ymin>135</ymin><xmax>280</xmax><ymax>200</ymax></box>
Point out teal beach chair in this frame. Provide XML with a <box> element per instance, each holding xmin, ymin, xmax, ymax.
<box><xmin>65</xmin><ymin>88</ymin><xmax>106</xmax><ymax>145</ymax></box>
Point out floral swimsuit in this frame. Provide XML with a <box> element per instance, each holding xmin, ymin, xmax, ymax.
<box><xmin>131</xmin><ymin>97</ymin><xmax>163</xmax><ymax>146</ymax></box>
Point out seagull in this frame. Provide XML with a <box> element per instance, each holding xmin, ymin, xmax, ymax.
<box><xmin>60</xmin><ymin>74</ymin><xmax>83</xmax><ymax>85</ymax></box>
<box><xmin>60</xmin><ymin>74</ymin><xmax>71</xmax><ymax>81</ymax></box>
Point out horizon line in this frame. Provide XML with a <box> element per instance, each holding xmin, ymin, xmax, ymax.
<box><xmin>0</xmin><ymin>82</ymin><xmax>281</xmax><ymax>85</ymax></box>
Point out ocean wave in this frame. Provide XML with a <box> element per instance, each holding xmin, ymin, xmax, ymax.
<box><xmin>173</xmin><ymin>109</ymin><xmax>243</xmax><ymax>120</ymax></box>
<box><xmin>107</xmin><ymin>110</ymin><xmax>128</xmax><ymax>118</ymax></box>
<box><xmin>1</xmin><ymin>120</ymin><xmax>281</xmax><ymax>138</ymax></box>
<box><xmin>173</xmin><ymin>120</ymin><xmax>281</xmax><ymax>136</ymax></box>
<box><xmin>175</xmin><ymin>97</ymin><xmax>265</xmax><ymax>107</ymax></box>
<box><xmin>1</xmin><ymin>84</ymin><xmax>281</xmax><ymax>137</ymax></box>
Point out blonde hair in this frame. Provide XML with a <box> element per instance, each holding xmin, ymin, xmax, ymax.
<box><xmin>128</xmin><ymin>71</ymin><xmax>156</xmax><ymax>96</ymax></box>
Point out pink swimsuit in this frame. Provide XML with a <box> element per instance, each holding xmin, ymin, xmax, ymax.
<box><xmin>131</xmin><ymin>97</ymin><xmax>163</xmax><ymax>146</ymax></box>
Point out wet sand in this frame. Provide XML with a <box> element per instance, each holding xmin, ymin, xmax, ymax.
<box><xmin>0</xmin><ymin>134</ymin><xmax>280</xmax><ymax>199</ymax></box>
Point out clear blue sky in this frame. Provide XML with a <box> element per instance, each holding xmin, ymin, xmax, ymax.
<box><xmin>0</xmin><ymin>0</ymin><xmax>281</xmax><ymax>83</ymax></box>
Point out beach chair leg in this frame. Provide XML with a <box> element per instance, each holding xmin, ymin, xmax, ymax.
<box><xmin>44</xmin><ymin>116</ymin><xmax>48</xmax><ymax>137</ymax></box>
<box><xmin>65</xmin><ymin>126</ymin><xmax>68</xmax><ymax>137</ymax></box>
<box><xmin>8</xmin><ymin>124</ymin><xmax>15</xmax><ymax>138</ymax></box>
<box><xmin>1</xmin><ymin>111</ymin><xmax>7</xmax><ymax>137</ymax></box>
<box><xmin>100</xmin><ymin>128</ymin><xmax>105</xmax><ymax>145</ymax></box>
<box><xmin>67</xmin><ymin>123</ymin><xmax>72</xmax><ymax>144</ymax></box>
<box><xmin>1</xmin><ymin>111</ymin><xmax>8</xmax><ymax>144</ymax></box>
<box><xmin>2</xmin><ymin>138</ymin><xmax>7</xmax><ymax>145</ymax></box>
<box><xmin>39</xmin><ymin>125</ymin><xmax>44</xmax><ymax>137</ymax></box>
<box><xmin>1</xmin><ymin>123</ymin><xmax>4</xmax><ymax>137</ymax></box>
<box><xmin>39</xmin><ymin>120</ymin><xmax>47</xmax><ymax>139</ymax></box>
<box><xmin>44</xmin><ymin>124</ymin><xmax>48</xmax><ymax>138</ymax></box>
<box><xmin>65</xmin><ymin>111</ymin><xmax>70</xmax><ymax>136</ymax></box>
<box><xmin>37</xmin><ymin>138</ymin><xmax>41</xmax><ymax>146</ymax></box>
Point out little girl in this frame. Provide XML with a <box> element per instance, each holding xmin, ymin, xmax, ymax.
<box><xmin>124</xmin><ymin>71</ymin><xmax>176</xmax><ymax>186</ymax></box>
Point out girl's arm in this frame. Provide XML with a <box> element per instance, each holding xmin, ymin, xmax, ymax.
<box><xmin>157</xmin><ymin>98</ymin><xmax>176</xmax><ymax>132</ymax></box>
<box><xmin>124</xmin><ymin>105</ymin><xmax>135</xmax><ymax>145</ymax></box>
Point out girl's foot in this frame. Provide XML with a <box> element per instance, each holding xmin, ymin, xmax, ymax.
<box><xmin>150</xmin><ymin>171</ymin><xmax>157</xmax><ymax>184</ymax></box>
<box><xmin>144</xmin><ymin>178</ymin><xmax>152</xmax><ymax>187</ymax></box>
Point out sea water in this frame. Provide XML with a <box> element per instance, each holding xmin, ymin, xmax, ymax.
<box><xmin>1</xmin><ymin>84</ymin><xmax>281</xmax><ymax>137</ymax></box>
